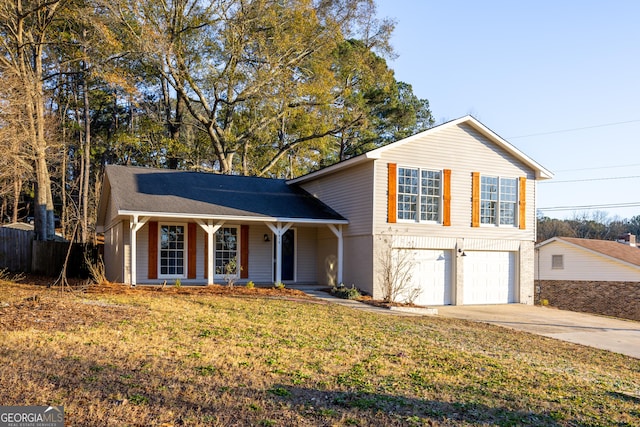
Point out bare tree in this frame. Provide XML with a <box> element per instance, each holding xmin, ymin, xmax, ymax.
<box><xmin>0</xmin><ymin>73</ymin><xmax>34</xmax><ymax>223</ymax></box>
<box><xmin>0</xmin><ymin>0</ymin><xmax>67</xmax><ymax>240</ymax></box>
<box><xmin>376</xmin><ymin>231</ymin><xmax>421</xmax><ymax>304</ymax></box>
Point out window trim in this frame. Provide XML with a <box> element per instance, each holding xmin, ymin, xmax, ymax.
<box><xmin>396</xmin><ymin>165</ymin><xmax>443</xmax><ymax>224</ymax></box>
<box><xmin>479</xmin><ymin>175</ymin><xmax>518</xmax><ymax>227</ymax></box>
<box><xmin>158</xmin><ymin>222</ymin><xmax>187</xmax><ymax>279</ymax></box>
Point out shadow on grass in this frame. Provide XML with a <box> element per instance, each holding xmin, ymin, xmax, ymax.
<box><xmin>267</xmin><ymin>384</ymin><xmax>564</xmax><ymax>426</ymax></box>
<box><xmin>0</xmin><ymin>346</ymin><xmax>604</xmax><ymax>426</ymax></box>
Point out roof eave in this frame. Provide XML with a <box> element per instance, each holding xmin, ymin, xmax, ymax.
<box><xmin>288</xmin><ymin>115</ymin><xmax>554</xmax><ymax>184</ymax></box>
<box><xmin>117</xmin><ymin>210</ymin><xmax>348</xmax><ymax>225</ymax></box>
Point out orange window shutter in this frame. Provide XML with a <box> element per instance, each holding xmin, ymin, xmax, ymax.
<box><xmin>388</xmin><ymin>163</ymin><xmax>397</xmax><ymax>223</ymax></box>
<box><xmin>471</xmin><ymin>172</ymin><xmax>480</xmax><ymax>227</ymax></box>
<box><xmin>519</xmin><ymin>177</ymin><xmax>527</xmax><ymax>229</ymax></box>
<box><xmin>148</xmin><ymin>221</ymin><xmax>158</xmax><ymax>279</ymax></box>
<box><xmin>240</xmin><ymin>225</ymin><xmax>249</xmax><ymax>279</ymax></box>
<box><xmin>188</xmin><ymin>223</ymin><xmax>197</xmax><ymax>279</ymax></box>
<box><xmin>443</xmin><ymin>169</ymin><xmax>451</xmax><ymax>226</ymax></box>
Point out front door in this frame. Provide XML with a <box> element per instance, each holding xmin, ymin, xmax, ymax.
<box><xmin>274</xmin><ymin>229</ymin><xmax>295</xmax><ymax>281</ymax></box>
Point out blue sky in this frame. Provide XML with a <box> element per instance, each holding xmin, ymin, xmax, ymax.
<box><xmin>375</xmin><ymin>1</ymin><xmax>640</xmax><ymax>221</ymax></box>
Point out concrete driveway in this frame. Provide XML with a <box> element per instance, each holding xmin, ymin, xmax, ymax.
<box><xmin>436</xmin><ymin>305</ymin><xmax>640</xmax><ymax>359</ymax></box>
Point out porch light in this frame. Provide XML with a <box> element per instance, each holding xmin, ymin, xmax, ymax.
<box><xmin>264</xmin><ymin>234</ymin><xmax>271</xmax><ymax>242</ymax></box>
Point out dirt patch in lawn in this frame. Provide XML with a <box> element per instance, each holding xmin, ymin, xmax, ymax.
<box><xmin>0</xmin><ymin>282</ymin><xmax>143</xmax><ymax>332</ymax></box>
<box><xmin>0</xmin><ymin>276</ymin><xmax>311</xmax><ymax>332</ymax></box>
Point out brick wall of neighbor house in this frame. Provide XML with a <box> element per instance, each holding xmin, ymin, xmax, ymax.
<box><xmin>536</xmin><ymin>280</ymin><xmax>640</xmax><ymax>322</ymax></box>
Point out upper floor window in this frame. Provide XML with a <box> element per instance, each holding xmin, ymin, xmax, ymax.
<box><xmin>398</xmin><ymin>167</ymin><xmax>441</xmax><ymax>222</ymax></box>
<box><xmin>480</xmin><ymin>176</ymin><xmax>517</xmax><ymax>226</ymax></box>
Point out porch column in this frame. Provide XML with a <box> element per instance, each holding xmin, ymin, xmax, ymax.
<box><xmin>266</xmin><ymin>222</ymin><xmax>293</xmax><ymax>284</ymax></box>
<box><xmin>327</xmin><ymin>224</ymin><xmax>344</xmax><ymax>285</ymax></box>
<box><xmin>195</xmin><ymin>219</ymin><xmax>224</xmax><ymax>285</ymax></box>
<box><xmin>129</xmin><ymin>215</ymin><xmax>150</xmax><ymax>286</ymax></box>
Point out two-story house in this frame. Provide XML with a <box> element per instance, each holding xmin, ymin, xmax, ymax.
<box><xmin>97</xmin><ymin>115</ymin><xmax>552</xmax><ymax>305</ymax></box>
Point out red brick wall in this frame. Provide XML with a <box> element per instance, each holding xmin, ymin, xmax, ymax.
<box><xmin>536</xmin><ymin>280</ymin><xmax>640</xmax><ymax>322</ymax></box>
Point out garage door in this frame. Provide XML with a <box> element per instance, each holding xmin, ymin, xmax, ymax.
<box><xmin>463</xmin><ymin>251</ymin><xmax>516</xmax><ymax>304</ymax></box>
<box><xmin>400</xmin><ymin>249</ymin><xmax>452</xmax><ymax>306</ymax></box>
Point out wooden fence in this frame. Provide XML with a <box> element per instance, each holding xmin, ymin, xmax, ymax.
<box><xmin>0</xmin><ymin>227</ymin><xmax>100</xmax><ymax>277</ymax></box>
<box><xmin>0</xmin><ymin>227</ymin><xmax>34</xmax><ymax>272</ymax></box>
<box><xmin>31</xmin><ymin>240</ymin><xmax>98</xmax><ymax>277</ymax></box>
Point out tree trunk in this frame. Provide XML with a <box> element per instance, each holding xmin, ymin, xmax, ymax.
<box><xmin>12</xmin><ymin>178</ymin><xmax>21</xmax><ymax>223</ymax></box>
<box><xmin>82</xmin><ymin>54</ymin><xmax>91</xmax><ymax>244</ymax></box>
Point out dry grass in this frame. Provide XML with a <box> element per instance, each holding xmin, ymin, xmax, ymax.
<box><xmin>0</xmin><ymin>279</ymin><xmax>638</xmax><ymax>426</ymax></box>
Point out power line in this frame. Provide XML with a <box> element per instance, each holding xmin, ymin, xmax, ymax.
<box><xmin>508</xmin><ymin>118</ymin><xmax>640</xmax><ymax>139</ymax></box>
<box><xmin>540</xmin><ymin>175</ymin><xmax>640</xmax><ymax>184</ymax></box>
<box><xmin>539</xmin><ymin>202</ymin><xmax>640</xmax><ymax>212</ymax></box>
<box><xmin>554</xmin><ymin>163</ymin><xmax>640</xmax><ymax>173</ymax></box>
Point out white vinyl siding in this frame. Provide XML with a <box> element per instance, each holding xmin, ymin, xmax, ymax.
<box><xmin>104</xmin><ymin>221</ymin><xmax>125</xmax><ymax>283</ymax></box>
<box><xmin>296</xmin><ymin>227</ymin><xmax>317</xmax><ymax>283</ymax></box>
<box><xmin>247</xmin><ymin>225</ymin><xmax>277</xmax><ymax>284</ymax></box>
<box><xmin>298</xmin><ymin>162</ymin><xmax>375</xmax><ymax>291</ymax></box>
<box><xmin>298</xmin><ymin>161</ymin><xmax>374</xmax><ymax>236</ymax></box>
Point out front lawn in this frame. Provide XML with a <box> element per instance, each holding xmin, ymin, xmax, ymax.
<box><xmin>0</xmin><ymin>281</ymin><xmax>638</xmax><ymax>426</ymax></box>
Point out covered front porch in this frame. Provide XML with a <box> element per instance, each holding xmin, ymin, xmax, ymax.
<box><xmin>126</xmin><ymin>215</ymin><xmax>347</xmax><ymax>287</ymax></box>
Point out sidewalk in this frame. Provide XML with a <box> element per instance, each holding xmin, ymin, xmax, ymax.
<box><xmin>295</xmin><ymin>285</ymin><xmax>428</xmax><ymax>316</ymax></box>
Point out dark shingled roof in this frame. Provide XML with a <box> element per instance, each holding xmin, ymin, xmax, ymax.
<box><xmin>104</xmin><ymin>165</ymin><xmax>346</xmax><ymax>222</ymax></box>
<box><xmin>556</xmin><ymin>237</ymin><xmax>640</xmax><ymax>267</ymax></box>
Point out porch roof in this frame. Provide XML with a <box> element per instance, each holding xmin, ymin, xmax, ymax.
<box><xmin>101</xmin><ymin>165</ymin><xmax>347</xmax><ymax>225</ymax></box>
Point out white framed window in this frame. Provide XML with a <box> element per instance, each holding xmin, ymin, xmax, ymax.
<box><xmin>398</xmin><ymin>167</ymin><xmax>441</xmax><ymax>223</ymax></box>
<box><xmin>421</xmin><ymin>170</ymin><xmax>441</xmax><ymax>222</ymax></box>
<box><xmin>551</xmin><ymin>254</ymin><xmax>564</xmax><ymax>269</ymax></box>
<box><xmin>215</xmin><ymin>226</ymin><xmax>238</xmax><ymax>276</ymax></box>
<box><xmin>480</xmin><ymin>176</ymin><xmax>517</xmax><ymax>226</ymax></box>
<box><xmin>160</xmin><ymin>224</ymin><xmax>185</xmax><ymax>277</ymax></box>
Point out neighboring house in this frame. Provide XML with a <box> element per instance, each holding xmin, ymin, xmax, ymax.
<box><xmin>96</xmin><ymin>115</ymin><xmax>553</xmax><ymax>305</ymax></box>
<box><xmin>535</xmin><ymin>236</ymin><xmax>640</xmax><ymax>282</ymax></box>
<box><xmin>534</xmin><ymin>236</ymin><xmax>640</xmax><ymax>321</ymax></box>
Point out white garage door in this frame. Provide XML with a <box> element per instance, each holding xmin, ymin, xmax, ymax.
<box><xmin>463</xmin><ymin>251</ymin><xmax>516</xmax><ymax>304</ymax></box>
<box><xmin>400</xmin><ymin>249</ymin><xmax>452</xmax><ymax>306</ymax></box>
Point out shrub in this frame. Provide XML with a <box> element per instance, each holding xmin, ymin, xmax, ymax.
<box><xmin>273</xmin><ymin>281</ymin><xmax>285</xmax><ymax>290</ymax></box>
<box><xmin>245</xmin><ymin>281</ymin><xmax>255</xmax><ymax>289</ymax></box>
<box><xmin>331</xmin><ymin>284</ymin><xmax>361</xmax><ymax>300</ymax></box>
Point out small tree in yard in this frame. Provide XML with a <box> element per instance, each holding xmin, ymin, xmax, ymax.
<box><xmin>218</xmin><ymin>257</ymin><xmax>241</xmax><ymax>288</ymax></box>
<box><xmin>376</xmin><ymin>232</ymin><xmax>421</xmax><ymax>304</ymax></box>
